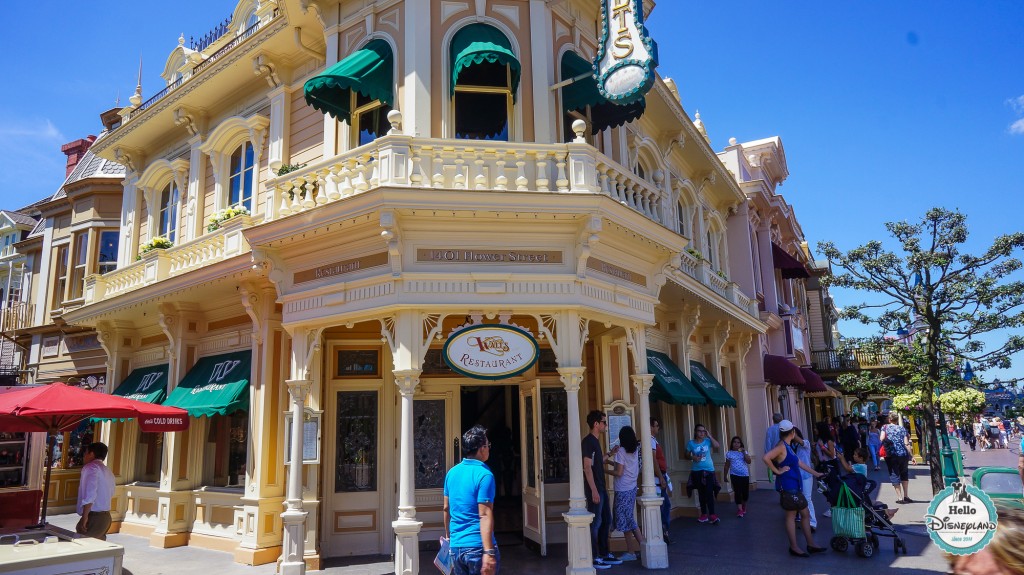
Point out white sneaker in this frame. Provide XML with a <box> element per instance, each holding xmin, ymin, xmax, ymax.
<box><xmin>593</xmin><ymin>561</ymin><xmax>612</xmax><ymax>570</ymax></box>
<box><xmin>619</xmin><ymin>552</ymin><xmax>638</xmax><ymax>562</ymax></box>
<box><xmin>823</xmin><ymin>509</ymin><xmax>832</xmax><ymax>518</ymax></box>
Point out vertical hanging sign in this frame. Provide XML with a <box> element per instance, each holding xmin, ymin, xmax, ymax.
<box><xmin>595</xmin><ymin>0</ymin><xmax>659</xmax><ymax>105</ymax></box>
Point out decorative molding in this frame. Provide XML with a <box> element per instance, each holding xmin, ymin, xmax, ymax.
<box><xmin>173</xmin><ymin>106</ymin><xmax>205</xmax><ymax>137</ymax></box>
<box><xmin>239</xmin><ymin>283</ymin><xmax>263</xmax><ymax>345</ymax></box>
<box><xmin>252</xmin><ymin>53</ymin><xmax>281</xmax><ymax>88</ymax></box>
<box><xmin>492</xmin><ymin>4</ymin><xmax>520</xmax><ymax>28</ymax></box>
<box><xmin>380</xmin><ymin>210</ymin><xmax>402</xmax><ymax>276</ymax></box>
<box><xmin>157</xmin><ymin>303</ymin><xmax>178</xmax><ymax>361</ymax></box>
<box><xmin>379</xmin><ymin>316</ymin><xmax>396</xmax><ymax>357</ymax></box>
<box><xmin>557</xmin><ymin>367</ymin><xmax>585</xmax><ymax>393</ymax></box>
<box><xmin>303</xmin><ymin>327</ymin><xmax>326</xmax><ymax>379</ymax></box>
<box><xmin>577</xmin><ymin>215</ymin><xmax>602</xmax><ymax>279</ymax></box>
<box><xmin>251</xmin><ymin>247</ymin><xmax>288</xmax><ymax>298</ymax></box>
<box><xmin>379</xmin><ymin>7</ymin><xmax>400</xmax><ymax>31</ymax></box>
<box><xmin>441</xmin><ymin>2</ymin><xmax>470</xmax><ymax>23</ymax></box>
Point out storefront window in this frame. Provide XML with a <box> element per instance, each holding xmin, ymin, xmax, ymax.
<box><xmin>52</xmin><ymin>420</ymin><xmax>94</xmax><ymax>469</ymax></box>
<box><xmin>205</xmin><ymin>410</ymin><xmax>248</xmax><ymax>488</ymax></box>
<box><xmin>454</xmin><ymin>62</ymin><xmax>512</xmax><ymax>141</ymax></box>
<box><xmin>134</xmin><ymin>430</ymin><xmax>163</xmax><ymax>484</ymax></box>
<box><xmin>336</xmin><ymin>390</ymin><xmax>377</xmax><ymax>492</ymax></box>
<box><xmin>413</xmin><ymin>399</ymin><xmax>445</xmax><ymax>489</ymax></box>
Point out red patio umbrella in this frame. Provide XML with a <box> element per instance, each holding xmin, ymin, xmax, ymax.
<box><xmin>0</xmin><ymin>383</ymin><xmax>189</xmax><ymax>526</ymax></box>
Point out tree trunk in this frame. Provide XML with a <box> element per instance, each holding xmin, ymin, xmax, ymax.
<box><xmin>923</xmin><ymin>401</ymin><xmax>944</xmax><ymax>495</ymax></box>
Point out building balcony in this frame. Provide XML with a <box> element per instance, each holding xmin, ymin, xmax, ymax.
<box><xmin>1</xmin><ymin>302</ymin><xmax>33</xmax><ymax>332</ymax></box>
<box><xmin>676</xmin><ymin>251</ymin><xmax>758</xmax><ymax>319</ymax></box>
<box><xmin>84</xmin><ymin>215</ymin><xmax>253</xmax><ymax>304</ymax></box>
<box><xmin>811</xmin><ymin>347</ymin><xmax>898</xmax><ymax>375</ymax></box>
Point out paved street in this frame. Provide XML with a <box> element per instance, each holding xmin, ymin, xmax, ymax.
<box><xmin>47</xmin><ymin>440</ymin><xmax>1019</xmax><ymax>575</ymax></box>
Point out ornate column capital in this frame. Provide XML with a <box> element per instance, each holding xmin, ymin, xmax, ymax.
<box><xmin>286</xmin><ymin>379</ymin><xmax>312</xmax><ymax>403</ymax></box>
<box><xmin>393</xmin><ymin>369</ymin><xmax>422</xmax><ymax>396</ymax></box>
<box><xmin>557</xmin><ymin>367</ymin><xmax>586</xmax><ymax>392</ymax></box>
<box><xmin>630</xmin><ymin>374</ymin><xmax>655</xmax><ymax>395</ymax></box>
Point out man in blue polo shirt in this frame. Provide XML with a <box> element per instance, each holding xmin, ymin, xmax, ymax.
<box><xmin>444</xmin><ymin>425</ymin><xmax>498</xmax><ymax>575</ymax></box>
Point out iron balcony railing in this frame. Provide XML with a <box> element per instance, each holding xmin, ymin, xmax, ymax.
<box><xmin>125</xmin><ymin>9</ymin><xmax>278</xmax><ymax>122</ymax></box>
<box><xmin>811</xmin><ymin>348</ymin><xmax>895</xmax><ymax>373</ymax></box>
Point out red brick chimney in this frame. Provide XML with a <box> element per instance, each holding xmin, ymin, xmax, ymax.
<box><xmin>60</xmin><ymin>135</ymin><xmax>97</xmax><ymax>177</ymax></box>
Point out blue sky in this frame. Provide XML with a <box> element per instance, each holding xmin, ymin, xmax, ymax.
<box><xmin>1</xmin><ymin>1</ymin><xmax>1021</xmax><ymax>382</ymax></box>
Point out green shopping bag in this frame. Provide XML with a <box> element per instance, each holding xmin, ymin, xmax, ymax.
<box><xmin>831</xmin><ymin>483</ymin><xmax>864</xmax><ymax>538</ymax></box>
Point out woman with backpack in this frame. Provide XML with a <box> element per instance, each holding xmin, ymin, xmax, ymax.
<box><xmin>880</xmin><ymin>413</ymin><xmax>915</xmax><ymax>503</ymax></box>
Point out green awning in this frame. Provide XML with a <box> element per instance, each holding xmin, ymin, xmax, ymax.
<box><xmin>164</xmin><ymin>351</ymin><xmax>251</xmax><ymax>418</ymax></box>
<box><xmin>560</xmin><ymin>51</ymin><xmax>645</xmax><ymax>133</ymax></box>
<box><xmin>647</xmin><ymin>350</ymin><xmax>706</xmax><ymax>406</ymax></box>
<box><xmin>113</xmin><ymin>364</ymin><xmax>169</xmax><ymax>404</ymax></box>
<box><xmin>689</xmin><ymin>361</ymin><xmax>738</xmax><ymax>408</ymax></box>
<box><xmin>450</xmin><ymin>24</ymin><xmax>521</xmax><ymax>102</ymax></box>
<box><xmin>304</xmin><ymin>39</ymin><xmax>394</xmax><ymax>123</ymax></box>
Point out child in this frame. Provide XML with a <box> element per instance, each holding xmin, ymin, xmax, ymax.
<box><xmin>723</xmin><ymin>436</ymin><xmax>752</xmax><ymax>517</ymax></box>
<box><xmin>837</xmin><ymin>447</ymin><xmax>898</xmax><ymax>520</ymax></box>
<box><xmin>867</xmin><ymin>421</ymin><xmax>881</xmax><ymax>471</ymax></box>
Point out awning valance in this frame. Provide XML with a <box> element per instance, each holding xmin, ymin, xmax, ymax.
<box><xmin>798</xmin><ymin>367</ymin><xmax>829</xmax><ymax>393</ymax></box>
<box><xmin>112</xmin><ymin>364</ymin><xmax>169</xmax><ymax>404</ymax></box>
<box><xmin>304</xmin><ymin>39</ymin><xmax>394</xmax><ymax>123</ymax></box>
<box><xmin>450</xmin><ymin>23</ymin><xmax>521</xmax><ymax>101</ymax></box>
<box><xmin>646</xmin><ymin>350</ymin><xmax>706</xmax><ymax>406</ymax></box>
<box><xmin>689</xmin><ymin>361</ymin><xmax>737</xmax><ymax>408</ymax></box>
<box><xmin>763</xmin><ymin>354</ymin><xmax>806</xmax><ymax>388</ymax></box>
<box><xmin>164</xmin><ymin>350</ymin><xmax>251</xmax><ymax>418</ymax></box>
<box><xmin>771</xmin><ymin>243</ymin><xmax>810</xmax><ymax>279</ymax></box>
<box><xmin>560</xmin><ymin>51</ymin><xmax>645</xmax><ymax>133</ymax></box>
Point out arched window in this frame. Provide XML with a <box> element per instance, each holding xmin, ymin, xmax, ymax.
<box><xmin>158</xmin><ymin>182</ymin><xmax>180</xmax><ymax>243</ymax></box>
<box><xmin>676</xmin><ymin>202</ymin><xmax>688</xmax><ymax>236</ymax></box>
<box><xmin>229</xmin><ymin>142</ymin><xmax>255</xmax><ymax>211</ymax></box>
<box><xmin>450</xmin><ymin>24</ymin><xmax>521</xmax><ymax>141</ymax></box>
<box><xmin>706</xmin><ymin>229</ymin><xmax>715</xmax><ymax>267</ymax></box>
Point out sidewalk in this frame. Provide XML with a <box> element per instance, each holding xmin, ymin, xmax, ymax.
<box><xmin>50</xmin><ymin>443</ymin><xmax>1020</xmax><ymax>575</ymax></box>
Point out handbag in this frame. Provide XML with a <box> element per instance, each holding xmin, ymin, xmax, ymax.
<box><xmin>779</xmin><ymin>490</ymin><xmax>807</xmax><ymax>511</ymax></box>
<box><xmin>831</xmin><ymin>483</ymin><xmax>865</xmax><ymax>538</ymax></box>
<box><xmin>878</xmin><ymin>444</ymin><xmax>887</xmax><ymax>458</ymax></box>
<box><xmin>434</xmin><ymin>537</ymin><xmax>454</xmax><ymax>575</ymax></box>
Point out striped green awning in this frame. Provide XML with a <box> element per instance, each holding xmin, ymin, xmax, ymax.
<box><xmin>647</xmin><ymin>350</ymin><xmax>706</xmax><ymax>406</ymax></box>
<box><xmin>689</xmin><ymin>361</ymin><xmax>737</xmax><ymax>408</ymax></box>
<box><xmin>304</xmin><ymin>39</ymin><xmax>394</xmax><ymax>123</ymax></box>
<box><xmin>164</xmin><ymin>351</ymin><xmax>251</xmax><ymax>418</ymax></box>
<box><xmin>450</xmin><ymin>23</ymin><xmax>521</xmax><ymax>102</ymax></box>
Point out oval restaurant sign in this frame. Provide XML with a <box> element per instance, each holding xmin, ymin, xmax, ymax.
<box><xmin>595</xmin><ymin>0</ymin><xmax>659</xmax><ymax>105</ymax></box>
<box><xmin>443</xmin><ymin>324</ymin><xmax>540</xmax><ymax>380</ymax></box>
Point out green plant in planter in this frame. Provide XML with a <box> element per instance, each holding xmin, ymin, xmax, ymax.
<box><xmin>275</xmin><ymin>163</ymin><xmax>307</xmax><ymax>176</ymax></box>
<box><xmin>685</xmin><ymin>247</ymin><xmax>704</xmax><ymax>261</ymax></box>
<box><xmin>137</xmin><ymin>237</ymin><xmax>173</xmax><ymax>259</ymax></box>
<box><xmin>715</xmin><ymin>269</ymin><xmax>728</xmax><ymax>281</ymax></box>
<box><xmin>207</xmin><ymin>206</ymin><xmax>250</xmax><ymax>232</ymax></box>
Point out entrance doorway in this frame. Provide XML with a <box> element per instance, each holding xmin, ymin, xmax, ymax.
<box><xmin>460</xmin><ymin>385</ymin><xmax>523</xmax><ymax>539</ymax></box>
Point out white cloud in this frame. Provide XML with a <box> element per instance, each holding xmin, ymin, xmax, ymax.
<box><xmin>0</xmin><ymin>118</ymin><xmax>69</xmax><ymax>207</ymax></box>
<box><xmin>1010</xmin><ymin>95</ymin><xmax>1024</xmax><ymax>115</ymax></box>
<box><xmin>1009</xmin><ymin>96</ymin><xmax>1024</xmax><ymax>135</ymax></box>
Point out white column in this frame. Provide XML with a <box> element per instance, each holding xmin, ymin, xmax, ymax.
<box><xmin>118</xmin><ymin>171</ymin><xmax>140</xmax><ymax>267</ymax></box>
<box><xmin>631</xmin><ymin>374</ymin><xmax>669</xmax><ymax>569</ymax></box>
<box><xmin>404</xmin><ymin>0</ymin><xmax>432</xmax><ymax>137</ymax></box>
<box><xmin>280</xmin><ymin>378</ymin><xmax>311</xmax><ymax>575</ymax></box>
<box><xmin>529</xmin><ymin>0</ymin><xmax>555</xmax><ymax>143</ymax></box>
<box><xmin>322</xmin><ymin>31</ymin><xmax>341</xmax><ymax>158</ymax></box>
<box><xmin>267</xmin><ymin>86</ymin><xmax>292</xmax><ymax>172</ymax></box>
<box><xmin>185</xmin><ymin>135</ymin><xmax>206</xmax><ymax>242</ymax></box>
<box><xmin>393</xmin><ymin>369</ymin><xmax>422</xmax><ymax>575</ymax></box>
<box><xmin>557</xmin><ymin>367</ymin><xmax>596</xmax><ymax>575</ymax></box>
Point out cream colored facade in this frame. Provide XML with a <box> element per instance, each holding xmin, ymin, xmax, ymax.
<box><xmin>45</xmin><ymin>1</ymin><xmax>810</xmax><ymax>574</ymax></box>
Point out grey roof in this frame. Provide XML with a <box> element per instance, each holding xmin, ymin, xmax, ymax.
<box><xmin>1</xmin><ymin>210</ymin><xmax>38</xmax><ymax>227</ymax></box>
<box><xmin>64</xmin><ymin>149</ymin><xmax>125</xmax><ymax>185</ymax></box>
<box><xmin>27</xmin><ymin>219</ymin><xmax>44</xmax><ymax>239</ymax></box>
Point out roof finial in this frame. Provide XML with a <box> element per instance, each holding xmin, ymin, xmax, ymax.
<box><xmin>129</xmin><ymin>56</ymin><xmax>143</xmax><ymax>107</ymax></box>
<box><xmin>115</xmin><ymin>88</ymin><xmax>120</xmax><ymax>107</ymax></box>
<box><xmin>693</xmin><ymin>110</ymin><xmax>710</xmax><ymax>143</ymax></box>
<box><xmin>178</xmin><ymin>33</ymin><xmax>185</xmax><ymax>46</ymax></box>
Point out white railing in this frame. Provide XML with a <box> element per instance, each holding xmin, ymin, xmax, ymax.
<box><xmin>672</xmin><ymin>252</ymin><xmax>759</xmax><ymax>320</ymax></box>
<box><xmin>84</xmin><ymin>216</ymin><xmax>252</xmax><ymax>303</ymax></box>
<box><xmin>263</xmin><ymin>115</ymin><xmax>669</xmax><ymax>228</ymax></box>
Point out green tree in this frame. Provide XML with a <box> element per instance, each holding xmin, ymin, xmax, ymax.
<box><xmin>819</xmin><ymin>208</ymin><xmax>1024</xmax><ymax>494</ymax></box>
<box><xmin>938</xmin><ymin>388</ymin><xmax>987</xmax><ymax>426</ymax></box>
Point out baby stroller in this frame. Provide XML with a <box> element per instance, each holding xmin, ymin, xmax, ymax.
<box><xmin>818</xmin><ymin>471</ymin><xmax>908</xmax><ymax>557</ymax></box>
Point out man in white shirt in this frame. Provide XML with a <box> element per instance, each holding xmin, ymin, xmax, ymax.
<box><xmin>76</xmin><ymin>442</ymin><xmax>115</xmax><ymax>540</ymax></box>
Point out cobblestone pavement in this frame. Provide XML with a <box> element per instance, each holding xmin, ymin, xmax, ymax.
<box><xmin>45</xmin><ymin>439</ymin><xmax>1020</xmax><ymax>575</ymax></box>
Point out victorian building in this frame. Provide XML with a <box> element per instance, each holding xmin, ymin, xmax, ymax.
<box><xmin>5</xmin><ymin>1</ymin><xmax>824</xmax><ymax>574</ymax></box>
